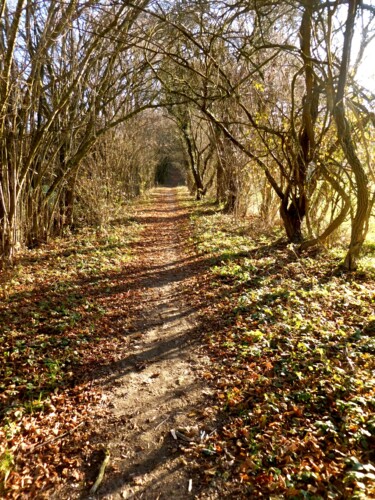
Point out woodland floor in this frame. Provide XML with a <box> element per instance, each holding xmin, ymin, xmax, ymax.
<box><xmin>1</xmin><ymin>187</ymin><xmax>375</xmax><ymax>499</ymax></box>
<box><xmin>0</xmin><ymin>188</ymin><xmax>213</xmax><ymax>499</ymax></box>
<box><xmin>73</xmin><ymin>188</ymin><xmax>212</xmax><ymax>499</ymax></box>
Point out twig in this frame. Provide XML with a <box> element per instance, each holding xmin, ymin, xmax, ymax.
<box><xmin>155</xmin><ymin>415</ymin><xmax>169</xmax><ymax>430</ymax></box>
<box><xmin>175</xmin><ymin>430</ymin><xmax>195</xmax><ymax>442</ymax></box>
<box><xmin>90</xmin><ymin>449</ymin><xmax>110</xmax><ymax>494</ymax></box>
<box><xmin>25</xmin><ymin>421</ymin><xmax>85</xmax><ymax>455</ymax></box>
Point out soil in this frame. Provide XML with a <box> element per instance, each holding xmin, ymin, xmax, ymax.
<box><xmin>85</xmin><ymin>188</ymin><xmax>211</xmax><ymax>499</ymax></box>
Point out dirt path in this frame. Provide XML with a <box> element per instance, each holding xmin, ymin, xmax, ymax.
<box><xmin>90</xmin><ymin>188</ymin><xmax>210</xmax><ymax>499</ymax></box>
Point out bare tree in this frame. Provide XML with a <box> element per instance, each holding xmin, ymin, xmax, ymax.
<box><xmin>0</xmin><ymin>0</ymin><xmax>157</xmax><ymax>264</ymax></box>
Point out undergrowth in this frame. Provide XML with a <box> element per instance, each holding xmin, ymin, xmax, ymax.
<box><xmin>187</xmin><ymin>200</ymin><xmax>375</xmax><ymax>499</ymax></box>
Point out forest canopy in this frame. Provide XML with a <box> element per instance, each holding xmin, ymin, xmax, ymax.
<box><xmin>0</xmin><ymin>0</ymin><xmax>374</xmax><ymax>270</ymax></box>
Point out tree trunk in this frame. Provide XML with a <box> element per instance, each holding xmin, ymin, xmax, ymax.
<box><xmin>216</xmin><ymin>159</ymin><xmax>225</xmax><ymax>204</ymax></box>
<box><xmin>280</xmin><ymin>194</ymin><xmax>306</xmax><ymax>243</ymax></box>
<box><xmin>223</xmin><ymin>175</ymin><xmax>237</xmax><ymax>214</ymax></box>
<box><xmin>260</xmin><ymin>181</ymin><xmax>273</xmax><ymax>223</ymax></box>
<box><xmin>333</xmin><ymin>0</ymin><xmax>369</xmax><ymax>270</ymax></box>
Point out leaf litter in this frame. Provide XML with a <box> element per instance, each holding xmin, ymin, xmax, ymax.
<box><xmin>0</xmin><ymin>210</ymin><xmax>142</xmax><ymax>497</ymax></box>
<box><xmin>182</xmin><ymin>199</ymin><xmax>375</xmax><ymax>499</ymax></box>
